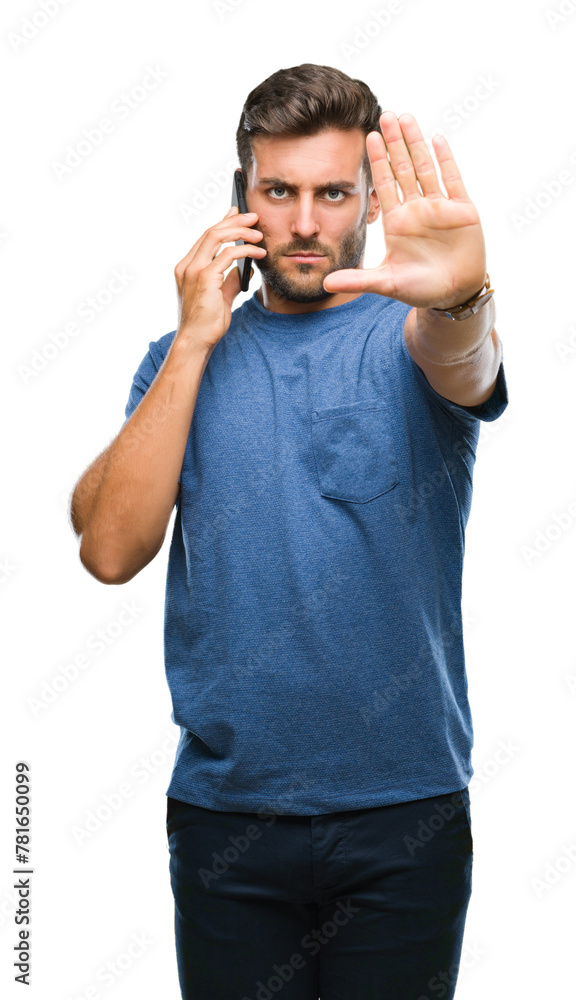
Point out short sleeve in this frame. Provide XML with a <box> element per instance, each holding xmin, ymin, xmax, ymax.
<box><xmin>122</xmin><ymin>331</ymin><xmax>180</xmax><ymax>478</ymax></box>
<box><xmin>123</xmin><ymin>344</ymin><xmax>158</xmax><ymax>425</ymax></box>
<box><xmin>400</xmin><ymin>330</ymin><xmax>509</xmax><ymax>425</ymax></box>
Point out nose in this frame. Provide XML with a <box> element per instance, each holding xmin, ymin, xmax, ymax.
<box><xmin>290</xmin><ymin>195</ymin><xmax>320</xmax><ymax>240</ymax></box>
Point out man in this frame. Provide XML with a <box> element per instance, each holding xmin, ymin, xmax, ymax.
<box><xmin>70</xmin><ymin>63</ymin><xmax>508</xmax><ymax>1000</ymax></box>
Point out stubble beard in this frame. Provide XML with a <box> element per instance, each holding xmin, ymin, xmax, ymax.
<box><xmin>253</xmin><ymin>221</ymin><xmax>368</xmax><ymax>304</ymax></box>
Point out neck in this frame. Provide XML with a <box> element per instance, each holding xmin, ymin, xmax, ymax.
<box><xmin>256</xmin><ymin>283</ymin><xmax>364</xmax><ymax>315</ymax></box>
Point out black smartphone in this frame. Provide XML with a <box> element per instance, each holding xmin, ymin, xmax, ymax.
<box><xmin>231</xmin><ymin>169</ymin><xmax>254</xmax><ymax>292</ymax></box>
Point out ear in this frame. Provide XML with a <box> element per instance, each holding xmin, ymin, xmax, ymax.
<box><xmin>367</xmin><ymin>185</ymin><xmax>381</xmax><ymax>224</ymax></box>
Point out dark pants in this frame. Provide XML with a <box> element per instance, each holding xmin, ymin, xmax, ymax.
<box><xmin>166</xmin><ymin>787</ymin><xmax>473</xmax><ymax>1000</ymax></box>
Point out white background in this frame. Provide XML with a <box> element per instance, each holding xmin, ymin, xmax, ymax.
<box><xmin>2</xmin><ymin>0</ymin><xmax>575</xmax><ymax>997</ymax></box>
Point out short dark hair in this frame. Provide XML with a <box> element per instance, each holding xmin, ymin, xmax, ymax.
<box><xmin>236</xmin><ymin>63</ymin><xmax>383</xmax><ymax>192</ymax></box>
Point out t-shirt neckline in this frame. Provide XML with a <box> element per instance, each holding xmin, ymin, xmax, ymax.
<box><xmin>244</xmin><ymin>287</ymin><xmax>390</xmax><ymax>336</ymax></box>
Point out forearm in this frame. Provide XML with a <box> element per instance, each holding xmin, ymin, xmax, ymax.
<box><xmin>71</xmin><ymin>334</ymin><xmax>213</xmax><ymax>583</ymax></box>
<box><xmin>408</xmin><ymin>295</ymin><xmax>497</xmax><ymax>366</ymax></box>
<box><xmin>404</xmin><ymin>293</ymin><xmax>502</xmax><ymax>408</ymax></box>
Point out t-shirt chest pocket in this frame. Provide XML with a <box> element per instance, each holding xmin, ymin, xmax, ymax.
<box><xmin>310</xmin><ymin>399</ymin><xmax>399</xmax><ymax>503</ymax></box>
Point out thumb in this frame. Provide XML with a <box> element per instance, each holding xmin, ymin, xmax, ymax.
<box><xmin>323</xmin><ymin>264</ymin><xmax>393</xmax><ymax>296</ymax></box>
<box><xmin>323</xmin><ymin>268</ymin><xmax>375</xmax><ymax>294</ymax></box>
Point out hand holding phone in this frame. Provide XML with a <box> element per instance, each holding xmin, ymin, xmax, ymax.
<box><xmin>173</xmin><ymin>200</ymin><xmax>265</xmax><ymax>352</ymax></box>
<box><xmin>231</xmin><ymin>169</ymin><xmax>255</xmax><ymax>292</ymax></box>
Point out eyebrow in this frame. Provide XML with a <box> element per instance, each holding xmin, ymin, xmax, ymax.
<box><xmin>257</xmin><ymin>177</ymin><xmax>359</xmax><ymax>191</ymax></box>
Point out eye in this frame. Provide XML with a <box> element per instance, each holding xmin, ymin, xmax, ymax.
<box><xmin>268</xmin><ymin>186</ymin><xmax>288</xmax><ymax>199</ymax></box>
<box><xmin>325</xmin><ymin>189</ymin><xmax>345</xmax><ymax>202</ymax></box>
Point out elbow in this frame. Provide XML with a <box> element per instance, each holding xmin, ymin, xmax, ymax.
<box><xmin>78</xmin><ymin>543</ymin><xmax>128</xmax><ymax>586</ymax></box>
<box><xmin>78</xmin><ymin>538</ymin><xmax>158</xmax><ymax>585</ymax></box>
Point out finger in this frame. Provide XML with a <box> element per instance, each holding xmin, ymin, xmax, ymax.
<box><xmin>214</xmin><ymin>208</ymin><xmax>258</xmax><ymax>229</ymax></box>
<box><xmin>181</xmin><ymin>210</ymin><xmax>239</xmax><ymax>265</ymax></box>
<box><xmin>175</xmin><ymin>211</ymin><xmax>259</xmax><ymax>276</ymax></box>
<box><xmin>378</xmin><ymin>110</ymin><xmax>420</xmax><ymax>200</ymax></box>
<box><xmin>193</xmin><ymin>225</ymin><xmax>264</xmax><ymax>269</ymax></box>
<box><xmin>205</xmin><ymin>242</ymin><xmax>266</xmax><ymax>277</ymax></box>
<box><xmin>193</xmin><ymin>210</ymin><xmax>258</xmax><ymax>250</ymax></box>
<box><xmin>397</xmin><ymin>114</ymin><xmax>443</xmax><ymax>198</ymax></box>
<box><xmin>221</xmin><ymin>256</ymin><xmax>242</xmax><ymax>308</ymax></box>
<box><xmin>365</xmin><ymin>131</ymin><xmax>401</xmax><ymax>214</ymax></box>
<box><xmin>323</xmin><ymin>265</ymin><xmax>394</xmax><ymax>297</ymax></box>
<box><xmin>222</xmin><ymin>263</ymin><xmax>255</xmax><ymax>309</ymax></box>
<box><xmin>431</xmin><ymin>134</ymin><xmax>469</xmax><ymax>200</ymax></box>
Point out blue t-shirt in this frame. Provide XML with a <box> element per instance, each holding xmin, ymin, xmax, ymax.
<box><xmin>124</xmin><ymin>289</ymin><xmax>509</xmax><ymax>815</ymax></box>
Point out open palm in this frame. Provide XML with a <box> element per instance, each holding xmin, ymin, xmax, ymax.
<box><xmin>323</xmin><ymin>112</ymin><xmax>487</xmax><ymax>310</ymax></box>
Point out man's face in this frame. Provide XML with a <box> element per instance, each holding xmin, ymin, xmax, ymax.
<box><xmin>245</xmin><ymin>128</ymin><xmax>381</xmax><ymax>309</ymax></box>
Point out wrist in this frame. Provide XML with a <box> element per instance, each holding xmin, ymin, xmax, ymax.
<box><xmin>431</xmin><ymin>273</ymin><xmax>494</xmax><ymax>321</ymax></box>
<box><xmin>172</xmin><ymin>327</ymin><xmax>218</xmax><ymax>358</ymax></box>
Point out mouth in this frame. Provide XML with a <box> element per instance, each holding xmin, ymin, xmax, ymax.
<box><xmin>286</xmin><ymin>253</ymin><xmax>326</xmax><ymax>263</ymax></box>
